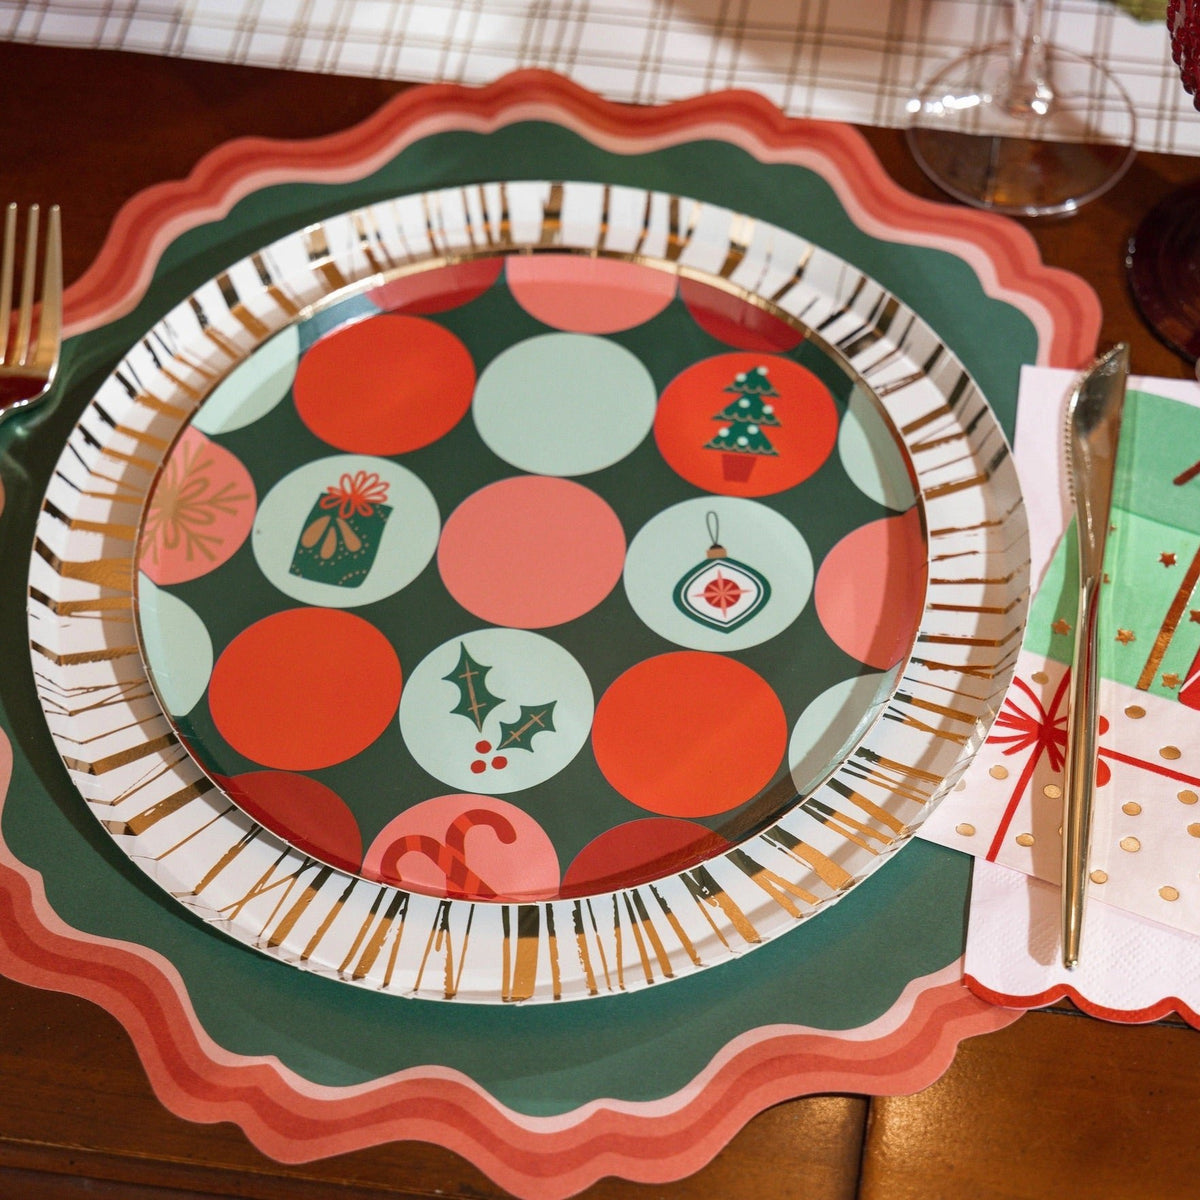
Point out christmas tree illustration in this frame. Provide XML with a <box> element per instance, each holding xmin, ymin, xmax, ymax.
<box><xmin>704</xmin><ymin>365</ymin><xmax>781</xmax><ymax>481</ymax></box>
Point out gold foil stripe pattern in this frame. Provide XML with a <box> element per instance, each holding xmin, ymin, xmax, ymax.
<box><xmin>27</xmin><ymin>179</ymin><xmax>1028</xmax><ymax>1003</ymax></box>
<box><xmin>60</xmin><ymin>732</ymin><xmax>178</xmax><ymax>775</ymax></box>
<box><xmin>32</xmin><ymin>641</ymin><xmax>140</xmax><ymax>665</ymax></box>
<box><xmin>103</xmin><ymin>777</ymin><xmax>217</xmax><ymax>836</ymax></box>
<box><xmin>1137</xmin><ymin>541</ymin><xmax>1200</xmax><ymax>690</ymax></box>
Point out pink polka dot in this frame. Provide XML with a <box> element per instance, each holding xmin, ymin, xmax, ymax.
<box><xmin>438</xmin><ymin>476</ymin><xmax>626</xmax><ymax>628</ymax></box>
<box><xmin>507</xmin><ymin>254</ymin><xmax>676</xmax><ymax>333</ymax></box>
<box><xmin>814</xmin><ymin>508</ymin><xmax>927</xmax><ymax>669</ymax></box>
<box><xmin>363</xmin><ymin>794</ymin><xmax>560</xmax><ymax>901</ymax></box>
<box><xmin>139</xmin><ymin>426</ymin><xmax>256</xmax><ymax>585</ymax></box>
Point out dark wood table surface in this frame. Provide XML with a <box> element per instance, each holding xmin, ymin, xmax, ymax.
<box><xmin>1</xmin><ymin>38</ymin><xmax>1198</xmax><ymax>1200</ymax></box>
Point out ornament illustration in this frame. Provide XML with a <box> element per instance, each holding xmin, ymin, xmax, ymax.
<box><xmin>703</xmin><ymin>364</ymin><xmax>781</xmax><ymax>481</ymax></box>
<box><xmin>443</xmin><ymin>642</ymin><xmax>558</xmax><ymax>775</ymax></box>
<box><xmin>672</xmin><ymin>512</ymin><xmax>771</xmax><ymax>632</ymax></box>
<box><xmin>289</xmin><ymin>469</ymin><xmax>392</xmax><ymax>587</ymax></box>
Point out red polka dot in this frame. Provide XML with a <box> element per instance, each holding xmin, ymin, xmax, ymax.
<box><xmin>209</xmin><ymin>607</ymin><xmax>402</xmax><ymax>770</ymax></box>
<box><xmin>592</xmin><ymin>651</ymin><xmax>787</xmax><ymax>817</ymax></box>
<box><xmin>561</xmin><ymin>817</ymin><xmax>731</xmax><ymax>896</ymax></box>
<box><xmin>680</xmin><ymin>278</ymin><xmax>803</xmax><ymax>352</ymax></box>
<box><xmin>293</xmin><ymin>314</ymin><xmax>474</xmax><ymax>454</ymax></box>
<box><xmin>654</xmin><ymin>352</ymin><xmax>839</xmax><ymax>498</ymax></box>
<box><xmin>507</xmin><ymin>254</ymin><xmax>676</xmax><ymax>333</ymax></box>
<box><xmin>366</xmin><ymin>258</ymin><xmax>503</xmax><ymax>315</ymax></box>
<box><xmin>439</xmin><ymin>476</ymin><xmax>626</xmax><ymax>628</ymax></box>
<box><xmin>814</xmin><ymin>509</ymin><xmax>926</xmax><ymax>670</ymax></box>
<box><xmin>219</xmin><ymin>770</ymin><xmax>363</xmax><ymax>874</ymax></box>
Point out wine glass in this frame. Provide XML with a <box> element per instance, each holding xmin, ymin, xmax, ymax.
<box><xmin>906</xmin><ymin>0</ymin><xmax>1137</xmax><ymax>217</ymax></box>
<box><xmin>1125</xmin><ymin>0</ymin><xmax>1200</xmax><ymax>366</ymax></box>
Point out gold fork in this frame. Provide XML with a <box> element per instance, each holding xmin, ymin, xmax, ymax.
<box><xmin>0</xmin><ymin>203</ymin><xmax>62</xmax><ymax>423</ymax></box>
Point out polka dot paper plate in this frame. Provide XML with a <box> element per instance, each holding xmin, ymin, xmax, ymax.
<box><xmin>29</xmin><ymin>180</ymin><xmax>1028</xmax><ymax>1003</ymax></box>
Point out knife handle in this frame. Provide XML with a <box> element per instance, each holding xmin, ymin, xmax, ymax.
<box><xmin>1062</xmin><ymin>571</ymin><xmax>1101</xmax><ymax>969</ymax></box>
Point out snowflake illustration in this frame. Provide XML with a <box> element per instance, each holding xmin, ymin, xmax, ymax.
<box><xmin>141</xmin><ymin>439</ymin><xmax>252</xmax><ymax>568</ymax></box>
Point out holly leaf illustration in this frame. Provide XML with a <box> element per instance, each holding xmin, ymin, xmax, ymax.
<box><xmin>443</xmin><ymin>643</ymin><xmax>504</xmax><ymax>732</ymax></box>
<box><xmin>497</xmin><ymin>701</ymin><xmax>557</xmax><ymax>752</ymax></box>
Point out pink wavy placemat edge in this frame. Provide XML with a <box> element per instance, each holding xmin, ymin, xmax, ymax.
<box><xmin>0</xmin><ymin>732</ymin><xmax>1019</xmax><ymax>1196</ymax></box>
<box><xmin>8</xmin><ymin>70</ymin><xmax>1081</xmax><ymax>1193</ymax></box>
<box><xmin>965</xmin><ymin>974</ymin><xmax>1200</xmax><ymax>1028</ymax></box>
<box><xmin>60</xmin><ymin>70</ymin><xmax>1101</xmax><ymax>371</ymax></box>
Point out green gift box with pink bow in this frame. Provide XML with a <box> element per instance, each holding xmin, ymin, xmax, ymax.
<box><xmin>289</xmin><ymin>470</ymin><xmax>392</xmax><ymax>588</ymax></box>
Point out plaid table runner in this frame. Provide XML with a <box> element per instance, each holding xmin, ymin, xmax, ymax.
<box><xmin>4</xmin><ymin>0</ymin><xmax>1196</xmax><ymax>154</ymax></box>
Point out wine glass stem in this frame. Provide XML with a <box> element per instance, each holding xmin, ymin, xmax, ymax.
<box><xmin>1001</xmin><ymin>0</ymin><xmax>1054</xmax><ymax>117</ymax></box>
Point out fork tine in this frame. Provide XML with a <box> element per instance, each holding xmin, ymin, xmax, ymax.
<box><xmin>12</xmin><ymin>204</ymin><xmax>39</xmax><ymax>366</ymax></box>
<box><xmin>0</xmin><ymin>203</ymin><xmax>14</xmax><ymax>364</ymax></box>
<box><xmin>0</xmin><ymin>202</ymin><xmax>61</xmax><ymax>422</ymax></box>
<box><xmin>35</xmin><ymin>206</ymin><xmax>62</xmax><ymax>370</ymax></box>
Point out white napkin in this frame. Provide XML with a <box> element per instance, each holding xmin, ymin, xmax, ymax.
<box><xmin>0</xmin><ymin>0</ymin><xmax>1194</xmax><ymax>155</ymax></box>
<box><xmin>922</xmin><ymin>366</ymin><xmax>1200</xmax><ymax>1021</ymax></box>
<box><xmin>965</xmin><ymin>858</ymin><xmax>1200</xmax><ymax>1022</ymax></box>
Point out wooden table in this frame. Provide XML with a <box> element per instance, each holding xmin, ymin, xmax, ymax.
<box><xmin>1</xmin><ymin>39</ymin><xmax>1198</xmax><ymax>1200</ymax></box>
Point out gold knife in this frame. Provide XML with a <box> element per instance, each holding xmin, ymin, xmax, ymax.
<box><xmin>1061</xmin><ymin>343</ymin><xmax>1129</xmax><ymax>970</ymax></box>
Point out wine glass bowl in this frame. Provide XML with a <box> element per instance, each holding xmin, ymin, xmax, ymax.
<box><xmin>907</xmin><ymin>2</ymin><xmax>1137</xmax><ymax>217</ymax></box>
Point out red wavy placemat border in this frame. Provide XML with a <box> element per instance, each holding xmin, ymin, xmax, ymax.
<box><xmin>60</xmin><ymin>70</ymin><xmax>1100</xmax><ymax>371</ymax></box>
<box><xmin>966</xmin><ymin>975</ymin><xmax>1200</xmax><ymax>1028</ymax></box>
<box><xmin>0</xmin><ymin>728</ymin><xmax>1017</xmax><ymax>1198</ymax></box>
<box><xmin>4</xmin><ymin>71</ymin><xmax>1087</xmax><ymax>1194</ymax></box>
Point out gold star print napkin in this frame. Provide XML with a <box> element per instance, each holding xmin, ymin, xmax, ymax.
<box><xmin>921</xmin><ymin>367</ymin><xmax>1200</xmax><ymax>941</ymax></box>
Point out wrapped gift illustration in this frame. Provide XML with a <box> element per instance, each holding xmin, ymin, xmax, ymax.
<box><xmin>1028</xmin><ymin>389</ymin><xmax>1200</xmax><ymax>703</ymax></box>
<box><xmin>923</xmin><ymin>387</ymin><xmax>1200</xmax><ymax>935</ymax></box>
<box><xmin>290</xmin><ymin>470</ymin><xmax>392</xmax><ymax>587</ymax></box>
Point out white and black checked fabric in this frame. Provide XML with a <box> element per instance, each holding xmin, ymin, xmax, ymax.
<box><xmin>2</xmin><ymin>0</ymin><xmax>1196</xmax><ymax>153</ymax></box>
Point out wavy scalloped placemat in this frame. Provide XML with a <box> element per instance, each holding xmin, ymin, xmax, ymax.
<box><xmin>0</xmin><ymin>71</ymin><xmax>1098</xmax><ymax>1198</ymax></box>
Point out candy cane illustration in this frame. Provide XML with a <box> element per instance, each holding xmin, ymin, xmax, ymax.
<box><xmin>377</xmin><ymin>808</ymin><xmax>517</xmax><ymax>898</ymax></box>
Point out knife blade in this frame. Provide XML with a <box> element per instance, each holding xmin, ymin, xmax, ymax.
<box><xmin>1061</xmin><ymin>343</ymin><xmax>1129</xmax><ymax>970</ymax></box>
